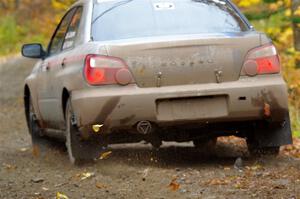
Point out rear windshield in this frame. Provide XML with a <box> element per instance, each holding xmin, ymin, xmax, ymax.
<box><xmin>92</xmin><ymin>0</ymin><xmax>249</xmax><ymax>41</ymax></box>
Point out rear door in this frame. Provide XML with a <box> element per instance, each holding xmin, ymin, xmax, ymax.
<box><xmin>50</xmin><ymin>7</ymin><xmax>84</xmax><ymax>128</ymax></box>
<box><xmin>37</xmin><ymin>7</ymin><xmax>77</xmax><ymax>128</ymax></box>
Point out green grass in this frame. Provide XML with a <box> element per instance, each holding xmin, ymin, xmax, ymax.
<box><xmin>0</xmin><ymin>15</ymin><xmax>48</xmax><ymax>55</ymax></box>
<box><xmin>0</xmin><ymin>15</ymin><xmax>20</xmax><ymax>55</ymax></box>
<box><xmin>289</xmin><ymin>105</ymin><xmax>300</xmax><ymax>138</ymax></box>
<box><xmin>294</xmin><ymin>131</ymin><xmax>300</xmax><ymax>138</ymax></box>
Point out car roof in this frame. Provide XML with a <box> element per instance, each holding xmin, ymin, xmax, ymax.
<box><xmin>70</xmin><ymin>0</ymin><xmax>92</xmax><ymax>8</ymax></box>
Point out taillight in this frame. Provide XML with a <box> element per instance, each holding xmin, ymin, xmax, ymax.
<box><xmin>84</xmin><ymin>55</ymin><xmax>134</xmax><ymax>85</ymax></box>
<box><xmin>242</xmin><ymin>44</ymin><xmax>281</xmax><ymax>76</ymax></box>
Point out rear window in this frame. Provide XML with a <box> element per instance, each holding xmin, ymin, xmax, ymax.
<box><xmin>92</xmin><ymin>0</ymin><xmax>249</xmax><ymax>41</ymax></box>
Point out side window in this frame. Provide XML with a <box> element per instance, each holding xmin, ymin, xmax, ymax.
<box><xmin>63</xmin><ymin>7</ymin><xmax>83</xmax><ymax>50</ymax></box>
<box><xmin>48</xmin><ymin>8</ymin><xmax>76</xmax><ymax>56</ymax></box>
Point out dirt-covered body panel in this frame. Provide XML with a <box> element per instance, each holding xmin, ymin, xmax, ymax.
<box><xmin>71</xmin><ymin>75</ymin><xmax>289</xmax><ymax>131</ymax></box>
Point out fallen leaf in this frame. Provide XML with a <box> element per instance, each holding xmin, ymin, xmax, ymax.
<box><xmin>250</xmin><ymin>164</ymin><xmax>263</xmax><ymax>171</ymax></box>
<box><xmin>92</xmin><ymin>124</ymin><xmax>104</xmax><ymax>133</ymax></box>
<box><xmin>42</xmin><ymin>187</ymin><xmax>49</xmax><ymax>191</ymax></box>
<box><xmin>264</xmin><ymin>103</ymin><xmax>271</xmax><ymax>117</ymax></box>
<box><xmin>80</xmin><ymin>172</ymin><xmax>95</xmax><ymax>180</ymax></box>
<box><xmin>224</xmin><ymin>167</ymin><xmax>231</xmax><ymax>171</ymax></box>
<box><xmin>19</xmin><ymin>147</ymin><xmax>29</xmax><ymax>152</ymax></box>
<box><xmin>56</xmin><ymin>192</ymin><xmax>69</xmax><ymax>199</ymax></box>
<box><xmin>234</xmin><ymin>182</ymin><xmax>243</xmax><ymax>189</ymax></box>
<box><xmin>282</xmin><ymin>138</ymin><xmax>300</xmax><ymax>158</ymax></box>
<box><xmin>2</xmin><ymin>163</ymin><xmax>17</xmax><ymax>170</ymax></box>
<box><xmin>99</xmin><ymin>151</ymin><xmax>112</xmax><ymax>160</ymax></box>
<box><xmin>168</xmin><ymin>178</ymin><xmax>180</xmax><ymax>191</ymax></box>
<box><xmin>96</xmin><ymin>182</ymin><xmax>108</xmax><ymax>189</ymax></box>
<box><xmin>207</xmin><ymin>178</ymin><xmax>230</xmax><ymax>186</ymax></box>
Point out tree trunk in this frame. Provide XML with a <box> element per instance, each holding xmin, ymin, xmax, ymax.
<box><xmin>14</xmin><ymin>0</ymin><xmax>20</xmax><ymax>9</ymax></box>
<box><xmin>292</xmin><ymin>0</ymin><xmax>300</xmax><ymax>51</ymax></box>
<box><xmin>0</xmin><ymin>1</ymin><xmax>8</xmax><ymax>9</ymax></box>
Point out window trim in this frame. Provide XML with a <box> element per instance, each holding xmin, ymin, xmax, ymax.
<box><xmin>91</xmin><ymin>0</ymin><xmax>251</xmax><ymax>42</ymax></box>
<box><xmin>226</xmin><ymin>0</ymin><xmax>253</xmax><ymax>30</ymax></box>
<box><xmin>62</xmin><ymin>6</ymin><xmax>84</xmax><ymax>52</ymax></box>
<box><xmin>46</xmin><ymin>6</ymin><xmax>83</xmax><ymax>57</ymax></box>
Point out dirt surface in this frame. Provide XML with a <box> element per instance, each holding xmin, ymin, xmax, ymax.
<box><xmin>0</xmin><ymin>57</ymin><xmax>299</xmax><ymax>199</ymax></box>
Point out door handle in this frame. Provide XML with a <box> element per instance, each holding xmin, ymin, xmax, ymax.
<box><xmin>42</xmin><ymin>62</ymin><xmax>50</xmax><ymax>71</ymax></box>
<box><xmin>46</xmin><ymin>63</ymin><xmax>50</xmax><ymax>71</ymax></box>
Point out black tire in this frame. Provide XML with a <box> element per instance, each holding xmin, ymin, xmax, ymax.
<box><xmin>28</xmin><ymin>97</ymin><xmax>43</xmax><ymax>145</ymax></box>
<box><xmin>150</xmin><ymin>139</ymin><xmax>162</xmax><ymax>150</ymax></box>
<box><xmin>65</xmin><ymin>99</ymin><xmax>102</xmax><ymax>165</ymax></box>
<box><xmin>247</xmin><ymin>139</ymin><xmax>280</xmax><ymax>156</ymax></box>
<box><xmin>193</xmin><ymin>137</ymin><xmax>217</xmax><ymax>150</ymax></box>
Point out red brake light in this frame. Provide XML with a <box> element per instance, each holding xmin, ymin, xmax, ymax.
<box><xmin>84</xmin><ymin>55</ymin><xmax>134</xmax><ymax>85</ymax></box>
<box><xmin>242</xmin><ymin>44</ymin><xmax>281</xmax><ymax>76</ymax></box>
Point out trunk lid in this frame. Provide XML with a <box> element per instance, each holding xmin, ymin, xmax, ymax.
<box><xmin>104</xmin><ymin>33</ymin><xmax>261</xmax><ymax>88</ymax></box>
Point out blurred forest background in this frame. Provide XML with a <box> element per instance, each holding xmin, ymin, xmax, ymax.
<box><xmin>0</xmin><ymin>0</ymin><xmax>299</xmax><ymax>137</ymax></box>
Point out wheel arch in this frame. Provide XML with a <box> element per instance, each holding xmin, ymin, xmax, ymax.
<box><xmin>62</xmin><ymin>88</ymin><xmax>70</xmax><ymax>120</ymax></box>
<box><xmin>24</xmin><ymin>84</ymin><xmax>31</xmax><ymax>127</ymax></box>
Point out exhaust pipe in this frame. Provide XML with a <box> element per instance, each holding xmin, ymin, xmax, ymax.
<box><xmin>137</xmin><ymin>121</ymin><xmax>152</xmax><ymax>135</ymax></box>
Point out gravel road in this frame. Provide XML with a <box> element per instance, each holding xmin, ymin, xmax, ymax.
<box><xmin>0</xmin><ymin>57</ymin><xmax>299</xmax><ymax>199</ymax></box>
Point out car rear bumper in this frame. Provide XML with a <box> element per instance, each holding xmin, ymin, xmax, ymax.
<box><xmin>71</xmin><ymin>75</ymin><xmax>289</xmax><ymax>132</ymax></box>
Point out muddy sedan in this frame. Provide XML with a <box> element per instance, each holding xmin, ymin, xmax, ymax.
<box><xmin>22</xmin><ymin>0</ymin><xmax>292</xmax><ymax>164</ymax></box>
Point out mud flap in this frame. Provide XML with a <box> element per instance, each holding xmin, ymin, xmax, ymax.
<box><xmin>253</xmin><ymin>113</ymin><xmax>293</xmax><ymax>147</ymax></box>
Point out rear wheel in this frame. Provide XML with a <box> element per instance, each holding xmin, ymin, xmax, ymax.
<box><xmin>65</xmin><ymin>99</ymin><xmax>103</xmax><ymax>165</ymax></box>
<box><xmin>193</xmin><ymin>137</ymin><xmax>217</xmax><ymax>150</ymax></box>
<box><xmin>150</xmin><ymin>139</ymin><xmax>162</xmax><ymax>150</ymax></box>
<box><xmin>247</xmin><ymin>138</ymin><xmax>280</xmax><ymax>156</ymax></box>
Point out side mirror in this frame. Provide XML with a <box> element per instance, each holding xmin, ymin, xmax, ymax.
<box><xmin>21</xmin><ymin>43</ymin><xmax>46</xmax><ymax>59</ymax></box>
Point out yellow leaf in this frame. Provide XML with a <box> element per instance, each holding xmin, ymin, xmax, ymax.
<box><xmin>56</xmin><ymin>192</ymin><xmax>69</xmax><ymax>199</ymax></box>
<box><xmin>238</xmin><ymin>0</ymin><xmax>261</xmax><ymax>8</ymax></box>
<box><xmin>99</xmin><ymin>151</ymin><xmax>112</xmax><ymax>160</ymax></box>
<box><xmin>80</xmin><ymin>172</ymin><xmax>95</xmax><ymax>180</ymax></box>
<box><xmin>92</xmin><ymin>124</ymin><xmax>104</xmax><ymax>133</ymax></box>
<box><xmin>294</xmin><ymin>6</ymin><xmax>300</xmax><ymax>16</ymax></box>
